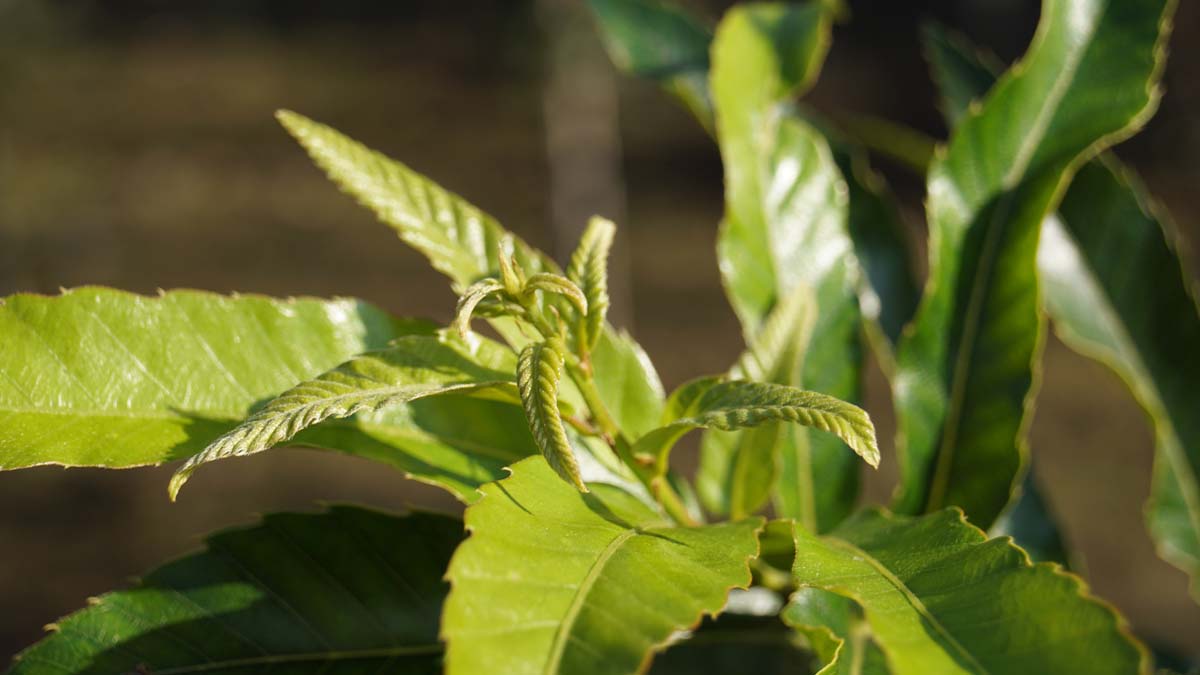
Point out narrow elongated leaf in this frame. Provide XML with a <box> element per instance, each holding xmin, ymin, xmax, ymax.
<box><xmin>567</xmin><ymin>216</ymin><xmax>616</xmax><ymax>353</ymax></box>
<box><xmin>587</xmin><ymin>0</ymin><xmax>714</xmax><ymax>133</ymax></box>
<box><xmin>792</xmin><ymin>508</ymin><xmax>1148</xmax><ymax>674</ymax></box>
<box><xmin>8</xmin><ymin>507</ymin><xmax>462</xmax><ymax>674</ymax></box>
<box><xmin>442</xmin><ymin>456</ymin><xmax>763</xmax><ymax>675</ymax></box>
<box><xmin>278</xmin><ymin>110</ymin><xmax>665</xmax><ymax>439</ymax></box>
<box><xmin>635</xmin><ymin>379</ymin><xmax>879</xmax><ymax>484</ymax></box>
<box><xmin>892</xmin><ymin>0</ymin><xmax>1174</xmax><ymax>527</ymax></box>
<box><xmin>783</xmin><ymin>587</ymin><xmax>890</xmax><ymax>675</ymax></box>
<box><xmin>517</xmin><ymin>339</ymin><xmax>587</xmax><ymax>491</ymax></box>
<box><xmin>0</xmin><ymin>287</ymin><xmax>415</xmax><ymax>470</ymax></box>
<box><xmin>705</xmin><ymin>2</ymin><xmax>864</xmax><ymax>530</ymax></box>
<box><xmin>926</xmin><ymin>19</ymin><xmax>1199</xmax><ymax>598</ymax></box>
<box><xmin>170</xmin><ymin>332</ymin><xmax>521</xmax><ymax>498</ymax></box>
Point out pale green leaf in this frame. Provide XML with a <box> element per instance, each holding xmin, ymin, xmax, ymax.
<box><xmin>517</xmin><ymin>339</ymin><xmax>587</xmax><ymax>491</ymax></box>
<box><xmin>442</xmin><ymin>456</ymin><xmax>763</xmax><ymax>675</ymax></box>
<box><xmin>524</xmin><ymin>273</ymin><xmax>588</xmax><ymax>317</ymax></box>
<box><xmin>454</xmin><ymin>278</ymin><xmax>505</xmax><ymax>336</ymax></box>
<box><xmin>893</xmin><ymin>0</ymin><xmax>1175</xmax><ymax>527</ymax></box>
<box><xmin>792</xmin><ymin>508</ymin><xmax>1148</xmax><ymax>674</ymax></box>
<box><xmin>567</xmin><ymin>216</ymin><xmax>616</xmax><ymax>353</ymax></box>
<box><xmin>8</xmin><ymin>507</ymin><xmax>462</xmax><ymax>674</ymax></box>
<box><xmin>589</xmin><ymin>327</ymin><xmax>665</xmax><ymax>438</ymax></box>
<box><xmin>170</xmin><ymin>332</ymin><xmax>521</xmax><ymax>499</ymax></box>
<box><xmin>0</xmin><ymin>287</ymin><xmax>416</xmax><ymax>470</ymax></box>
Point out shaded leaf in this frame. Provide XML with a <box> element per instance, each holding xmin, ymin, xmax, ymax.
<box><xmin>892</xmin><ymin>0</ymin><xmax>1174</xmax><ymax>527</ymax></box>
<box><xmin>792</xmin><ymin>508</ymin><xmax>1148</xmax><ymax>674</ymax></box>
<box><xmin>442</xmin><ymin>456</ymin><xmax>763</xmax><ymax>675</ymax></box>
<box><xmin>783</xmin><ymin>587</ymin><xmax>890</xmax><ymax>675</ymax></box>
<box><xmin>170</xmin><ymin>332</ymin><xmax>520</xmax><ymax>498</ymax></box>
<box><xmin>649</xmin><ymin>613</ymin><xmax>812</xmax><ymax>675</ymax></box>
<box><xmin>517</xmin><ymin>339</ymin><xmax>587</xmax><ymax>491</ymax></box>
<box><xmin>8</xmin><ymin>507</ymin><xmax>463</xmax><ymax>674</ymax></box>
<box><xmin>567</xmin><ymin>216</ymin><xmax>616</xmax><ymax>353</ymax></box>
<box><xmin>0</xmin><ymin>287</ymin><xmax>415</xmax><ymax>470</ymax></box>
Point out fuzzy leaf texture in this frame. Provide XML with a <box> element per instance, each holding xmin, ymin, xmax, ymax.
<box><xmin>170</xmin><ymin>332</ymin><xmax>521</xmax><ymax>498</ymax></box>
<box><xmin>790</xmin><ymin>509</ymin><xmax>1148</xmax><ymax>674</ymax></box>
<box><xmin>441</xmin><ymin>456</ymin><xmax>763</xmax><ymax>675</ymax></box>
<box><xmin>278</xmin><ymin>110</ymin><xmax>666</xmax><ymax>439</ymax></box>
<box><xmin>566</xmin><ymin>216</ymin><xmax>616</xmax><ymax>353</ymax></box>
<box><xmin>703</xmin><ymin>2</ymin><xmax>865</xmax><ymax>530</ymax></box>
<box><xmin>517</xmin><ymin>339</ymin><xmax>586</xmax><ymax>491</ymax></box>
<box><xmin>7</xmin><ymin>508</ymin><xmax>463</xmax><ymax>674</ymax></box>
<box><xmin>924</xmin><ymin>19</ymin><xmax>1198</xmax><ymax>595</ymax></box>
<box><xmin>892</xmin><ymin>0</ymin><xmax>1175</xmax><ymax>527</ymax></box>
<box><xmin>635</xmin><ymin>378</ymin><xmax>879</xmax><ymax>483</ymax></box>
<box><xmin>0</xmin><ymin>288</ymin><xmax>415</xmax><ymax>470</ymax></box>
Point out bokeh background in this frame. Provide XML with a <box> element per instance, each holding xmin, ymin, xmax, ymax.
<box><xmin>1</xmin><ymin>0</ymin><xmax>1198</xmax><ymax>663</ymax></box>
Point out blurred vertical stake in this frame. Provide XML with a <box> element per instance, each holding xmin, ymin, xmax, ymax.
<box><xmin>537</xmin><ymin>0</ymin><xmax>633</xmax><ymax>329</ymax></box>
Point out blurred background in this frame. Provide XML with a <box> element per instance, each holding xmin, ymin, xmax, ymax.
<box><xmin>1</xmin><ymin>0</ymin><xmax>1197</xmax><ymax>662</ymax></box>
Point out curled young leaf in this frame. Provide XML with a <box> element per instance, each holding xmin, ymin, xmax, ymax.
<box><xmin>524</xmin><ymin>273</ymin><xmax>588</xmax><ymax>318</ymax></box>
<box><xmin>517</xmin><ymin>338</ymin><xmax>587</xmax><ymax>492</ymax></box>
<box><xmin>454</xmin><ymin>278</ymin><xmax>506</xmax><ymax>337</ymax></box>
<box><xmin>566</xmin><ymin>216</ymin><xmax>617</xmax><ymax>352</ymax></box>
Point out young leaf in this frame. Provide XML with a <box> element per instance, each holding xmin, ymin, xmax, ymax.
<box><xmin>0</xmin><ymin>287</ymin><xmax>416</xmax><ymax>470</ymax></box>
<box><xmin>566</xmin><ymin>216</ymin><xmax>616</xmax><ymax>352</ymax></box>
<box><xmin>517</xmin><ymin>338</ymin><xmax>587</xmax><ymax>491</ymax></box>
<box><xmin>524</xmin><ymin>273</ymin><xmax>589</xmax><ymax>317</ymax></box>
<box><xmin>454</xmin><ymin>277</ymin><xmax>505</xmax><ymax>336</ymax></box>
<box><xmin>442</xmin><ymin>456</ymin><xmax>764</xmax><ymax>675</ymax></box>
<box><xmin>892</xmin><ymin>0</ymin><xmax>1175</xmax><ymax>527</ymax></box>
<box><xmin>635</xmin><ymin>379</ymin><xmax>879</xmax><ymax>484</ymax></box>
<box><xmin>587</xmin><ymin>0</ymin><xmax>714</xmax><ymax>133</ymax></box>
<box><xmin>8</xmin><ymin>507</ymin><xmax>462</xmax><ymax>674</ymax></box>
<box><xmin>707</xmin><ymin>2</ymin><xmax>865</xmax><ymax>529</ymax></box>
<box><xmin>792</xmin><ymin>508</ymin><xmax>1148</xmax><ymax>674</ymax></box>
<box><xmin>279</xmin><ymin>110</ymin><xmax>666</xmax><ymax>441</ymax></box>
<box><xmin>170</xmin><ymin>332</ymin><xmax>521</xmax><ymax>498</ymax></box>
<box><xmin>925</xmin><ymin>19</ymin><xmax>1199</xmax><ymax>598</ymax></box>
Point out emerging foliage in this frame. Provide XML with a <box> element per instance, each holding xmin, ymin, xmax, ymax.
<box><xmin>517</xmin><ymin>339</ymin><xmax>587</xmax><ymax>492</ymax></box>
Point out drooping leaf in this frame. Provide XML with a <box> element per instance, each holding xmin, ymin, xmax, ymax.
<box><xmin>170</xmin><ymin>332</ymin><xmax>521</xmax><ymax>498</ymax></box>
<box><xmin>635</xmin><ymin>379</ymin><xmax>879</xmax><ymax>486</ymax></box>
<box><xmin>783</xmin><ymin>587</ymin><xmax>890</xmax><ymax>675</ymax></box>
<box><xmin>697</xmin><ymin>286</ymin><xmax>813</xmax><ymax>520</ymax></box>
<box><xmin>792</xmin><ymin>508</ymin><xmax>1149</xmax><ymax>674</ymax></box>
<box><xmin>705</xmin><ymin>2</ymin><xmax>864</xmax><ymax>530</ymax></box>
<box><xmin>524</xmin><ymin>273</ymin><xmax>589</xmax><ymax>317</ymax></box>
<box><xmin>278</xmin><ymin>110</ymin><xmax>665</xmax><ymax>440</ymax></box>
<box><xmin>0</xmin><ymin>287</ymin><xmax>417</xmax><ymax>470</ymax></box>
<box><xmin>442</xmin><ymin>456</ymin><xmax>763</xmax><ymax>675</ymax></box>
<box><xmin>892</xmin><ymin>0</ymin><xmax>1175</xmax><ymax>527</ymax></box>
<box><xmin>587</xmin><ymin>0</ymin><xmax>715</xmax><ymax>133</ymax></box>
<box><xmin>8</xmin><ymin>507</ymin><xmax>463</xmax><ymax>674</ymax></box>
<box><xmin>567</xmin><ymin>216</ymin><xmax>616</xmax><ymax>353</ymax></box>
<box><xmin>925</xmin><ymin>18</ymin><xmax>1199</xmax><ymax>598</ymax></box>
<box><xmin>517</xmin><ymin>339</ymin><xmax>587</xmax><ymax>491</ymax></box>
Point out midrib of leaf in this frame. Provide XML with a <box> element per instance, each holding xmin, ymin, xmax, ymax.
<box><xmin>142</xmin><ymin>645</ymin><xmax>443</xmax><ymax>674</ymax></box>
<box><xmin>543</xmin><ymin>528</ymin><xmax>638</xmax><ymax>673</ymax></box>
<box><xmin>818</xmin><ymin>536</ymin><xmax>989</xmax><ymax>675</ymax></box>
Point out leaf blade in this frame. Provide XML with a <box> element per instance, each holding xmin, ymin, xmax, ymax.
<box><xmin>518</xmin><ymin>339</ymin><xmax>587</xmax><ymax>491</ymax></box>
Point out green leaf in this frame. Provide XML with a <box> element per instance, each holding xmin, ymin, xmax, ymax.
<box><xmin>0</xmin><ymin>287</ymin><xmax>415</xmax><ymax>470</ymax></box>
<box><xmin>278</xmin><ymin>110</ymin><xmax>666</xmax><ymax>442</ymax></box>
<box><xmin>792</xmin><ymin>508</ymin><xmax>1149</xmax><ymax>674</ymax></box>
<box><xmin>442</xmin><ymin>456</ymin><xmax>764</xmax><ymax>675</ymax></box>
<box><xmin>707</xmin><ymin>2</ymin><xmax>864</xmax><ymax>530</ymax></box>
<box><xmin>517</xmin><ymin>339</ymin><xmax>587</xmax><ymax>491</ymax></box>
<box><xmin>648</xmin><ymin>613</ymin><xmax>813</xmax><ymax>675</ymax></box>
<box><xmin>169</xmin><ymin>332</ymin><xmax>521</xmax><ymax>499</ymax></box>
<box><xmin>990</xmin><ymin>469</ymin><xmax>1071</xmax><ymax>566</ymax></box>
<box><xmin>8</xmin><ymin>507</ymin><xmax>462</xmax><ymax>674</ymax></box>
<box><xmin>524</xmin><ymin>273</ymin><xmax>588</xmax><ymax>317</ymax></box>
<box><xmin>587</xmin><ymin>0</ymin><xmax>715</xmax><ymax>133</ymax></box>
<box><xmin>567</xmin><ymin>216</ymin><xmax>616</xmax><ymax>353</ymax></box>
<box><xmin>783</xmin><ymin>587</ymin><xmax>890</xmax><ymax>675</ymax></box>
<box><xmin>636</xmin><ymin>379</ymin><xmax>879</xmax><ymax>485</ymax></box>
<box><xmin>892</xmin><ymin>0</ymin><xmax>1175</xmax><ymax>527</ymax></box>
<box><xmin>926</xmin><ymin>17</ymin><xmax>1199</xmax><ymax>598</ymax></box>
<box><xmin>454</xmin><ymin>278</ymin><xmax>505</xmax><ymax>336</ymax></box>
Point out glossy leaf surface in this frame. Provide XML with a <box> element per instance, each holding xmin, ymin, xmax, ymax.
<box><xmin>170</xmin><ymin>332</ymin><xmax>520</xmax><ymax>498</ymax></box>
<box><xmin>0</xmin><ymin>287</ymin><xmax>411</xmax><ymax>470</ymax></box>
<box><xmin>8</xmin><ymin>508</ymin><xmax>463</xmax><ymax>674</ymax></box>
<box><xmin>792</xmin><ymin>509</ymin><xmax>1148</xmax><ymax>674</ymax></box>
<box><xmin>893</xmin><ymin>0</ymin><xmax>1174</xmax><ymax>526</ymax></box>
<box><xmin>442</xmin><ymin>456</ymin><xmax>763</xmax><ymax>675</ymax></box>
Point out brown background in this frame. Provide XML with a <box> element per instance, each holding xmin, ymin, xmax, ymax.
<box><xmin>1</xmin><ymin>0</ymin><xmax>1198</xmax><ymax>664</ymax></box>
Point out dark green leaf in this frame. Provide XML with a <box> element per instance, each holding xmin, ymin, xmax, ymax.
<box><xmin>649</xmin><ymin>613</ymin><xmax>813</xmax><ymax>675</ymax></box>
<box><xmin>792</xmin><ymin>508</ymin><xmax>1148</xmax><ymax>674</ymax></box>
<box><xmin>8</xmin><ymin>507</ymin><xmax>462</xmax><ymax>674</ymax></box>
<box><xmin>893</xmin><ymin>0</ymin><xmax>1174</xmax><ymax>527</ymax></box>
<box><xmin>783</xmin><ymin>587</ymin><xmax>890</xmax><ymax>675</ymax></box>
<box><xmin>442</xmin><ymin>456</ymin><xmax>763</xmax><ymax>674</ymax></box>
